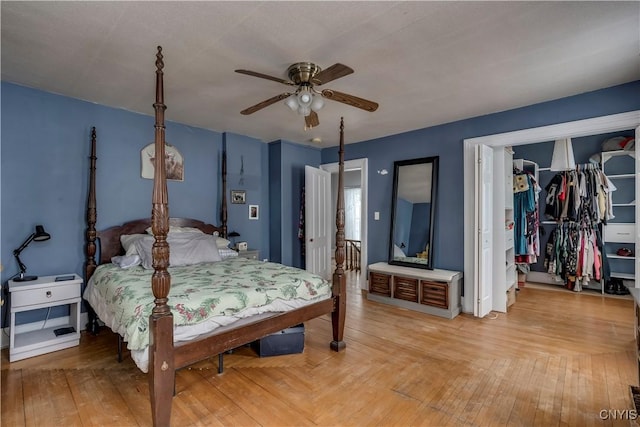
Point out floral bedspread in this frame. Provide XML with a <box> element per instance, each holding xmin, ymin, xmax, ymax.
<box><xmin>85</xmin><ymin>257</ymin><xmax>331</xmax><ymax>351</ymax></box>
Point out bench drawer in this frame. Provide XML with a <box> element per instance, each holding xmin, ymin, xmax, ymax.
<box><xmin>369</xmin><ymin>272</ymin><xmax>391</xmax><ymax>297</ymax></box>
<box><xmin>394</xmin><ymin>276</ymin><xmax>419</xmax><ymax>302</ymax></box>
<box><xmin>421</xmin><ymin>280</ymin><xmax>448</xmax><ymax>309</ymax></box>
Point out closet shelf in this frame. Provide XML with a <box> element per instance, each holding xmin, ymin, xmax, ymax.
<box><xmin>602</xmin><ymin>149</ymin><xmax>636</xmax><ymax>158</ymax></box>
<box><xmin>607</xmin><ymin>253</ymin><xmax>636</xmax><ymax>260</ymax></box>
<box><xmin>612</xmin><ymin>202</ymin><xmax>635</xmax><ymax>207</ymax></box>
<box><xmin>611</xmin><ymin>272</ymin><xmax>635</xmax><ymax>280</ymax></box>
<box><xmin>608</xmin><ymin>173</ymin><xmax>635</xmax><ymax>179</ymax></box>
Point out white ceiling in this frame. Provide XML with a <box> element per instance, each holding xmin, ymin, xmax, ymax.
<box><xmin>2</xmin><ymin>1</ymin><xmax>639</xmax><ymax>147</ymax></box>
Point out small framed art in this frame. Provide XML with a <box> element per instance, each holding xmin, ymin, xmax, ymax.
<box><xmin>231</xmin><ymin>190</ymin><xmax>246</xmax><ymax>204</ymax></box>
<box><xmin>249</xmin><ymin>205</ymin><xmax>259</xmax><ymax>220</ymax></box>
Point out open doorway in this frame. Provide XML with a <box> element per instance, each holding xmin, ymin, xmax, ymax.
<box><xmin>322</xmin><ymin>158</ymin><xmax>369</xmax><ymax>289</ymax></box>
<box><xmin>463</xmin><ymin>111</ymin><xmax>640</xmax><ymax>317</ymax></box>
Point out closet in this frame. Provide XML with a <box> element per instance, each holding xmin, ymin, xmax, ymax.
<box><xmin>512</xmin><ymin>132</ymin><xmax>635</xmax><ymax>294</ymax></box>
<box><xmin>463</xmin><ymin>111</ymin><xmax>640</xmax><ymax>317</ymax></box>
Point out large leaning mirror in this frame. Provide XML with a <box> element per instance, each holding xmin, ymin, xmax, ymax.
<box><xmin>388</xmin><ymin>156</ymin><xmax>439</xmax><ymax>270</ymax></box>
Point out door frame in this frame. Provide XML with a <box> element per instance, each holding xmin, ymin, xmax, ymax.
<box><xmin>463</xmin><ymin>111</ymin><xmax>640</xmax><ymax>315</ymax></box>
<box><xmin>321</xmin><ymin>158</ymin><xmax>368</xmax><ymax>289</ymax></box>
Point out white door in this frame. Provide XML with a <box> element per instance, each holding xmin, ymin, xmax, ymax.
<box><xmin>474</xmin><ymin>144</ymin><xmax>493</xmax><ymax>317</ymax></box>
<box><xmin>305</xmin><ymin>165</ymin><xmax>331</xmax><ymax>279</ymax></box>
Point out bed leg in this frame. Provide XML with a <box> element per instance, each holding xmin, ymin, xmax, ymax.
<box><xmin>85</xmin><ymin>304</ymin><xmax>100</xmax><ymax>335</ymax></box>
<box><xmin>149</xmin><ymin>314</ymin><xmax>174</xmax><ymax>427</ymax></box>
<box><xmin>117</xmin><ymin>335</ymin><xmax>123</xmax><ymax>363</ymax></box>
<box><xmin>218</xmin><ymin>353</ymin><xmax>223</xmax><ymax>374</ymax></box>
<box><xmin>330</xmin><ymin>272</ymin><xmax>346</xmax><ymax>351</ymax></box>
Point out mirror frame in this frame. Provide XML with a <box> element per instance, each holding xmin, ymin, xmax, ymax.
<box><xmin>388</xmin><ymin>156</ymin><xmax>439</xmax><ymax>270</ymax></box>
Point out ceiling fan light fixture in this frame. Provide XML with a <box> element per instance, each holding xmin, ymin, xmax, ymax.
<box><xmin>285</xmin><ymin>96</ymin><xmax>298</xmax><ymax>111</ymax></box>
<box><xmin>298</xmin><ymin>105</ymin><xmax>311</xmax><ymax>116</ymax></box>
<box><xmin>311</xmin><ymin>96</ymin><xmax>324</xmax><ymax>112</ymax></box>
<box><xmin>237</xmin><ymin>61</ymin><xmax>377</xmax><ymax>128</ymax></box>
<box><xmin>297</xmin><ymin>88</ymin><xmax>313</xmax><ymax>107</ymax></box>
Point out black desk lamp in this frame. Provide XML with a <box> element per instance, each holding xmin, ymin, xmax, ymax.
<box><xmin>13</xmin><ymin>225</ymin><xmax>51</xmax><ymax>282</ymax></box>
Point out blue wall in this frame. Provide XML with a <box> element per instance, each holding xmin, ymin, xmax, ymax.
<box><xmin>224</xmin><ymin>132</ymin><xmax>270</xmax><ymax>260</ymax></box>
<box><xmin>0</xmin><ymin>83</ymin><xmax>262</xmax><ymax>325</ymax></box>
<box><xmin>268</xmin><ymin>140</ymin><xmax>322</xmax><ymax>268</ymax></box>
<box><xmin>322</xmin><ymin>81</ymin><xmax>640</xmax><ymax>271</ymax></box>
<box><xmin>2</xmin><ymin>80</ymin><xmax>639</xmax><ymax>327</ymax></box>
<box><xmin>393</xmin><ymin>198</ymin><xmax>412</xmax><ymax>250</ymax></box>
<box><xmin>409</xmin><ymin>203</ymin><xmax>430</xmax><ymax>256</ymax></box>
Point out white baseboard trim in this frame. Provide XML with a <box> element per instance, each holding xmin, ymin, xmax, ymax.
<box><xmin>1</xmin><ymin>312</ymin><xmax>88</xmax><ymax>349</ymax></box>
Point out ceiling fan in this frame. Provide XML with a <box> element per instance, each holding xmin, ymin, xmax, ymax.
<box><xmin>235</xmin><ymin>62</ymin><xmax>379</xmax><ymax>129</ymax></box>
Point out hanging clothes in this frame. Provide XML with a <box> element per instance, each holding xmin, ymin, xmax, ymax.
<box><xmin>514</xmin><ymin>171</ymin><xmax>540</xmax><ymax>263</ymax></box>
<box><xmin>542</xmin><ymin>163</ymin><xmax>613</xmax><ymax>291</ymax></box>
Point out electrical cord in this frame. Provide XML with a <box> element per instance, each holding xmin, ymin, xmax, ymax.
<box><xmin>41</xmin><ymin>307</ymin><xmax>51</xmax><ymax>330</ymax></box>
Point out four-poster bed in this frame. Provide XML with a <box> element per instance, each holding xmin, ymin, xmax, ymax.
<box><xmin>83</xmin><ymin>46</ymin><xmax>347</xmax><ymax>426</ymax></box>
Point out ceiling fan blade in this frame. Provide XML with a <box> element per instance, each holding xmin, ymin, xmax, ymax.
<box><xmin>305</xmin><ymin>111</ymin><xmax>320</xmax><ymax>128</ymax></box>
<box><xmin>235</xmin><ymin>69</ymin><xmax>295</xmax><ymax>86</ymax></box>
<box><xmin>321</xmin><ymin>89</ymin><xmax>379</xmax><ymax>112</ymax></box>
<box><xmin>240</xmin><ymin>93</ymin><xmax>293</xmax><ymax>115</ymax></box>
<box><xmin>312</xmin><ymin>63</ymin><xmax>354</xmax><ymax>85</ymax></box>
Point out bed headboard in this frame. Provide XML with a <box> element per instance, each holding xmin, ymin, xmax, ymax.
<box><xmin>85</xmin><ymin>123</ymin><xmax>228</xmax><ymax>274</ymax></box>
<box><xmin>97</xmin><ymin>218</ymin><xmax>223</xmax><ymax>265</ymax></box>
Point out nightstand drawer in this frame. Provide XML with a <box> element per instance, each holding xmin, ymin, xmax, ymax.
<box><xmin>237</xmin><ymin>249</ymin><xmax>259</xmax><ymax>260</ymax></box>
<box><xmin>12</xmin><ymin>283</ymin><xmax>80</xmax><ymax>308</ymax></box>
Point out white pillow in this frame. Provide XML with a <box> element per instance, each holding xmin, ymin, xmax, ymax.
<box><xmin>120</xmin><ymin>234</ymin><xmax>148</xmax><ymax>256</ymax></box>
<box><xmin>135</xmin><ymin>234</ymin><xmax>222</xmax><ymax>269</ymax></box>
<box><xmin>111</xmin><ymin>255</ymin><xmax>141</xmax><ymax>269</ymax></box>
<box><xmin>145</xmin><ymin>226</ymin><xmax>205</xmax><ymax>235</ymax></box>
<box><xmin>215</xmin><ymin>237</ymin><xmax>231</xmax><ymax>249</ymax></box>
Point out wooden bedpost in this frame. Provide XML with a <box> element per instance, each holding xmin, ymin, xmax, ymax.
<box><xmin>148</xmin><ymin>46</ymin><xmax>174</xmax><ymax>427</ymax></box>
<box><xmin>221</xmin><ymin>150</ymin><xmax>228</xmax><ymax>238</ymax></box>
<box><xmin>331</xmin><ymin>117</ymin><xmax>347</xmax><ymax>351</ymax></box>
<box><xmin>84</xmin><ymin>127</ymin><xmax>100</xmax><ymax>335</ymax></box>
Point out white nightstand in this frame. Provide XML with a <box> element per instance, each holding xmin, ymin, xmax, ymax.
<box><xmin>9</xmin><ymin>274</ymin><xmax>82</xmax><ymax>362</ymax></box>
<box><xmin>237</xmin><ymin>249</ymin><xmax>260</xmax><ymax>260</ymax></box>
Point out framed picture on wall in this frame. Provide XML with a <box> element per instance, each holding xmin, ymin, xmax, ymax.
<box><xmin>141</xmin><ymin>142</ymin><xmax>184</xmax><ymax>181</ymax></box>
<box><xmin>231</xmin><ymin>190</ymin><xmax>246</xmax><ymax>204</ymax></box>
<box><xmin>249</xmin><ymin>204</ymin><xmax>259</xmax><ymax>220</ymax></box>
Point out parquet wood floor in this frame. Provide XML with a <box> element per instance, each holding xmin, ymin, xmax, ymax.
<box><xmin>2</xmin><ymin>274</ymin><xmax>637</xmax><ymax>426</ymax></box>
